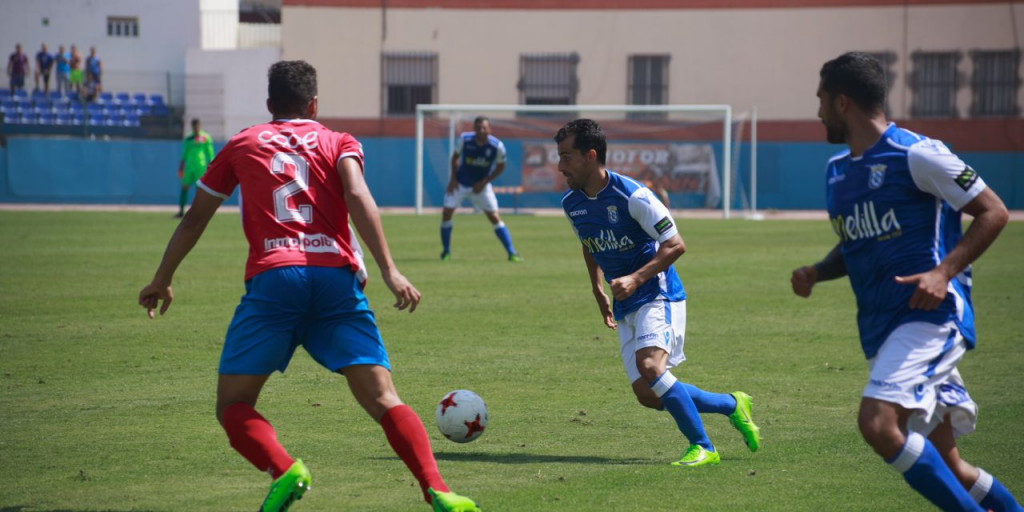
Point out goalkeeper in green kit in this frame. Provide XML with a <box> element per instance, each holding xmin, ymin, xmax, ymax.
<box><xmin>177</xmin><ymin>118</ymin><xmax>216</xmax><ymax>217</ymax></box>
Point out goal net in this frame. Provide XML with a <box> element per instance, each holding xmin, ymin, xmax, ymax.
<box><xmin>414</xmin><ymin>104</ymin><xmax>757</xmax><ymax>218</ymax></box>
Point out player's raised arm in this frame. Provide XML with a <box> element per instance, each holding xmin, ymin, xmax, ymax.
<box><xmin>337</xmin><ymin>156</ymin><xmax>421</xmax><ymax>313</ymax></box>
<box><xmin>138</xmin><ymin>188</ymin><xmax>223</xmax><ymax>318</ymax></box>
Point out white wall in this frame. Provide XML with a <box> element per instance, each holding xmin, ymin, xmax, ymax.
<box><xmin>282</xmin><ymin>3</ymin><xmax>1024</xmax><ymax>120</ymax></box>
<box><xmin>185</xmin><ymin>46</ymin><xmax>282</xmax><ymax>138</ymax></box>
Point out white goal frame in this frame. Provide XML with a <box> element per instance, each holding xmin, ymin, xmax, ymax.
<box><xmin>414</xmin><ymin>103</ymin><xmax>757</xmax><ymax>219</ymax></box>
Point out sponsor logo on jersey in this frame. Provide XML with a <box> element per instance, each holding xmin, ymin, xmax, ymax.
<box><xmin>607</xmin><ymin>205</ymin><xmax>619</xmax><ymax>224</ymax></box>
<box><xmin>581</xmin><ymin>229</ymin><xmax>635</xmax><ymax>254</ymax></box>
<box><xmin>569</xmin><ymin>209</ymin><xmax>588</xmax><ymax>217</ymax></box>
<box><xmin>258</xmin><ymin>129</ymin><xmax>319</xmax><ymax>151</ymax></box>
<box><xmin>263</xmin><ymin>233</ymin><xmax>340</xmax><ymax>254</ymax></box>
<box><xmin>954</xmin><ymin>166</ymin><xmax>978</xmax><ymax>191</ymax></box>
<box><xmin>869</xmin><ymin>378</ymin><xmax>902</xmax><ymax>392</ymax></box>
<box><xmin>464</xmin><ymin>156</ymin><xmax>492</xmax><ymax>168</ymax></box>
<box><xmin>868</xmin><ymin>164</ymin><xmax>887</xmax><ymax>189</ymax></box>
<box><xmin>637</xmin><ymin>332</ymin><xmax>657</xmax><ymax>342</ymax></box>
<box><xmin>830</xmin><ymin>201</ymin><xmax>902</xmax><ymax>242</ymax></box>
<box><xmin>654</xmin><ymin>217</ymin><xmax>673</xmax><ymax>235</ymax></box>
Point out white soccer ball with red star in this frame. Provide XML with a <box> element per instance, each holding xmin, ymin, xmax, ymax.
<box><xmin>435</xmin><ymin>389</ymin><xmax>488</xmax><ymax>443</ymax></box>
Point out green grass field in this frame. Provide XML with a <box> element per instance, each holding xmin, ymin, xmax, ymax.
<box><xmin>1</xmin><ymin>210</ymin><xmax>1021</xmax><ymax>511</ymax></box>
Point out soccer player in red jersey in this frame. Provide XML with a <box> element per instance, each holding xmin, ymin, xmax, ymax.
<box><xmin>138</xmin><ymin>60</ymin><xmax>481</xmax><ymax>512</ymax></box>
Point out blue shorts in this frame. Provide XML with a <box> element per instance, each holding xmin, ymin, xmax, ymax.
<box><xmin>219</xmin><ymin>266</ymin><xmax>390</xmax><ymax>375</ymax></box>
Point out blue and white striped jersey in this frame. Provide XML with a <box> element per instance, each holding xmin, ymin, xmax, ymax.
<box><xmin>562</xmin><ymin>171</ymin><xmax>686</xmax><ymax>319</ymax></box>
<box><xmin>453</xmin><ymin>132</ymin><xmax>506</xmax><ymax>187</ymax></box>
<box><xmin>825</xmin><ymin>123</ymin><xmax>986</xmax><ymax>359</ymax></box>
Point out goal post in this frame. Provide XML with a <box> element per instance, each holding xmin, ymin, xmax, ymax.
<box><xmin>414</xmin><ymin>104</ymin><xmax>756</xmax><ymax>219</ymax></box>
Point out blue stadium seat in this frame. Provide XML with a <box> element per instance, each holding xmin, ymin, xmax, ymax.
<box><xmin>148</xmin><ymin>94</ymin><xmax>165</xmax><ymax>106</ymax></box>
<box><xmin>68</xmin><ymin>101</ymin><xmax>84</xmax><ymax>115</ymax></box>
<box><xmin>98</xmin><ymin>92</ymin><xmax>114</xmax><ymax>104</ymax></box>
<box><xmin>0</xmin><ymin>99</ymin><xmax>17</xmax><ymax>115</ymax></box>
<box><xmin>14</xmin><ymin>98</ymin><xmax>32</xmax><ymax>112</ymax></box>
<box><xmin>17</xmin><ymin>113</ymin><xmax>36</xmax><ymax>124</ymax></box>
<box><xmin>48</xmin><ymin>91</ymin><xmax>63</xmax><ymax>101</ymax></box>
<box><xmin>105</xmin><ymin>114</ymin><xmax>122</xmax><ymax>126</ymax></box>
<box><xmin>136</xmin><ymin>104</ymin><xmax>152</xmax><ymax>116</ymax></box>
<box><xmin>151</xmin><ymin>104</ymin><xmax>169</xmax><ymax>117</ymax></box>
<box><xmin>33</xmin><ymin>99</ymin><xmax>52</xmax><ymax>114</ymax></box>
<box><xmin>70</xmin><ymin>114</ymin><xmax>84</xmax><ymax>125</ymax></box>
<box><xmin>115</xmin><ymin>92</ymin><xmax>131</xmax><ymax>105</ymax></box>
<box><xmin>124</xmin><ymin>113</ymin><xmax>141</xmax><ymax>127</ymax></box>
<box><xmin>13</xmin><ymin>89</ymin><xmax>28</xmax><ymax>99</ymax></box>
<box><xmin>38</xmin><ymin>112</ymin><xmax>56</xmax><ymax>125</ymax></box>
<box><xmin>132</xmin><ymin>93</ymin><xmax>147</xmax><ymax>105</ymax></box>
<box><xmin>87</xmin><ymin>114</ymin><xmax>104</xmax><ymax>126</ymax></box>
<box><xmin>55</xmin><ymin>112</ymin><xmax>70</xmax><ymax>125</ymax></box>
<box><xmin>52</xmin><ymin>102</ymin><xmax>69</xmax><ymax>114</ymax></box>
<box><xmin>65</xmin><ymin>91</ymin><xmax>78</xmax><ymax>102</ymax></box>
<box><xmin>0</xmin><ymin>88</ymin><xmax>10</xmax><ymax>99</ymax></box>
<box><xmin>31</xmin><ymin>90</ymin><xmax>47</xmax><ymax>101</ymax></box>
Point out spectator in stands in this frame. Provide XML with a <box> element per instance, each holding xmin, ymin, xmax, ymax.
<box><xmin>85</xmin><ymin>46</ymin><xmax>102</xmax><ymax>96</ymax></box>
<box><xmin>54</xmin><ymin>45</ymin><xmax>70</xmax><ymax>94</ymax></box>
<box><xmin>177</xmin><ymin>118</ymin><xmax>215</xmax><ymax>218</ymax></box>
<box><xmin>68</xmin><ymin>45</ymin><xmax>83</xmax><ymax>96</ymax></box>
<box><xmin>7</xmin><ymin>43</ymin><xmax>29</xmax><ymax>93</ymax></box>
<box><xmin>34</xmin><ymin>43</ymin><xmax>55</xmax><ymax>95</ymax></box>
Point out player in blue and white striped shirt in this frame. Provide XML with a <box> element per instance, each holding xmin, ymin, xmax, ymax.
<box><xmin>792</xmin><ymin>52</ymin><xmax>1020</xmax><ymax>512</ymax></box>
<box><xmin>556</xmin><ymin>119</ymin><xmax>760</xmax><ymax>468</ymax></box>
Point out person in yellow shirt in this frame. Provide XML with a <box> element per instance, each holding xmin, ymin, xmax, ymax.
<box><xmin>177</xmin><ymin>118</ymin><xmax>215</xmax><ymax>217</ymax></box>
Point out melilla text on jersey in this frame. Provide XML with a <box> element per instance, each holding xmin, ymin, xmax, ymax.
<box><xmin>830</xmin><ymin>200</ymin><xmax>903</xmax><ymax>243</ymax></box>
<box><xmin>581</xmin><ymin>229</ymin><xmax>636</xmax><ymax>254</ymax></box>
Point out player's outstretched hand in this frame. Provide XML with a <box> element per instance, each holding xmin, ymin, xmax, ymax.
<box><xmin>894</xmin><ymin>270</ymin><xmax>947</xmax><ymax>310</ymax></box>
<box><xmin>138</xmin><ymin>282</ymin><xmax>173</xmax><ymax>319</ymax></box>
<box><xmin>791</xmin><ymin>266</ymin><xmax>817</xmax><ymax>298</ymax></box>
<box><xmin>382</xmin><ymin>269</ymin><xmax>421</xmax><ymax>313</ymax></box>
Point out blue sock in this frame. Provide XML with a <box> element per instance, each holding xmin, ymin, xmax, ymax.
<box><xmin>441</xmin><ymin>221</ymin><xmax>452</xmax><ymax>254</ymax></box>
<box><xmin>681</xmin><ymin>383</ymin><xmax>736</xmax><ymax>415</ymax></box>
<box><xmin>494</xmin><ymin>222</ymin><xmax>515</xmax><ymax>254</ymax></box>
<box><xmin>888</xmin><ymin>431</ymin><xmax>984</xmax><ymax>511</ymax></box>
<box><xmin>650</xmin><ymin>371</ymin><xmax>713</xmax><ymax>450</ymax></box>
<box><xmin>972</xmin><ymin>469</ymin><xmax>1024</xmax><ymax>512</ymax></box>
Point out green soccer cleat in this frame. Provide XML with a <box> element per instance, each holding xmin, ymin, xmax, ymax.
<box><xmin>670</xmin><ymin>445</ymin><xmax>721</xmax><ymax>468</ymax></box>
<box><xmin>729</xmin><ymin>391</ymin><xmax>760</xmax><ymax>453</ymax></box>
<box><xmin>507</xmin><ymin>252</ymin><xmax>523</xmax><ymax>263</ymax></box>
<box><xmin>440</xmin><ymin>251</ymin><xmax>451</xmax><ymax>262</ymax></box>
<box><xmin>428</xmin><ymin>488</ymin><xmax>482</xmax><ymax>512</ymax></box>
<box><xmin>260</xmin><ymin>460</ymin><xmax>311</xmax><ymax>512</ymax></box>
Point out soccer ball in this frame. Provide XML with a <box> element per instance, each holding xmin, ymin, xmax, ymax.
<box><xmin>435</xmin><ymin>389</ymin><xmax>488</xmax><ymax>443</ymax></box>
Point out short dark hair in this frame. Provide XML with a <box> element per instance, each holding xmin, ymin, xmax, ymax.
<box><xmin>819</xmin><ymin>52</ymin><xmax>887</xmax><ymax>114</ymax></box>
<box><xmin>268</xmin><ymin>60</ymin><xmax>317</xmax><ymax>117</ymax></box>
<box><xmin>474</xmin><ymin>115</ymin><xmax>489</xmax><ymax>126</ymax></box>
<box><xmin>553</xmin><ymin>119</ymin><xmax>607</xmax><ymax>164</ymax></box>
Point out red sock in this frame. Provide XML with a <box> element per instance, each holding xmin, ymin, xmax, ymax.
<box><xmin>221</xmin><ymin>402</ymin><xmax>295</xmax><ymax>479</ymax></box>
<box><xmin>381</xmin><ymin>404</ymin><xmax>448</xmax><ymax>503</ymax></box>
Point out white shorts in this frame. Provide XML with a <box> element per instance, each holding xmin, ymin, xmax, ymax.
<box><xmin>864</xmin><ymin>321</ymin><xmax>978</xmax><ymax>438</ymax></box>
<box><xmin>618</xmin><ymin>300</ymin><xmax>686</xmax><ymax>383</ymax></box>
<box><xmin>443</xmin><ymin>183</ymin><xmax>498</xmax><ymax>212</ymax></box>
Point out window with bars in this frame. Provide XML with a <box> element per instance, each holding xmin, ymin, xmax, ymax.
<box><xmin>970</xmin><ymin>50</ymin><xmax>1021</xmax><ymax>117</ymax></box>
<box><xmin>910</xmin><ymin>51</ymin><xmax>961</xmax><ymax>118</ymax></box>
<box><xmin>628</xmin><ymin>54</ymin><xmax>669</xmax><ymax>119</ymax></box>
<box><xmin>107</xmin><ymin>16</ymin><xmax>139</xmax><ymax>37</ymax></box>
<box><xmin>517</xmin><ymin>53</ymin><xmax>579</xmax><ymax>107</ymax></box>
<box><xmin>381</xmin><ymin>52</ymin><xmax>437</xmax><ymax>116</ymax></box>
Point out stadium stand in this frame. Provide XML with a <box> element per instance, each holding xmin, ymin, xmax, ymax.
<box><xmin>0</xmin><ymin>87</ymin><xmax>178</xmax><ymax>137</ymax></box>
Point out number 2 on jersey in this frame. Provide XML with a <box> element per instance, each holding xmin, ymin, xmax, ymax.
<box><xmin>271</xmin><ymin>152</ymin><xmax>313</xmax><ymax>224</ymax></box>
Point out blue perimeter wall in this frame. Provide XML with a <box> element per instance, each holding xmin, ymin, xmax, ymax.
<box><xmin>0</xmin><ymin>136</ymin><xmax>1021</xmax><ymax>210</ymax></box>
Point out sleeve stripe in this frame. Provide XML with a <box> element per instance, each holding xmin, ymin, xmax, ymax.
<box><xmin>197</xmin><ymin>180</ymin><xmax>230</xmax><ymax>199</ymax></box>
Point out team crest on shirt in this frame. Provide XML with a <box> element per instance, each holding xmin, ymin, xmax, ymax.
<box><xmin>607</xmin><ymin>205</ymin><xmax>619</xmax><ymax>224</ymax></box>
<box><xmin>868</xmin><ymin>164</ymin><xmax>887</xmax><ymax>189</ymax></box>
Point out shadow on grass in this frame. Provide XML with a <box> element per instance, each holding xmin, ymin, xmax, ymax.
<box><xmin>415</xmin><ymin>452</ymin><xmax>649</xmax><ymax>465</ymax></box>
<box><xmin>1</xmin><ymin>508</ymin><xmax>160</xmax><ymax>512</ymax></box>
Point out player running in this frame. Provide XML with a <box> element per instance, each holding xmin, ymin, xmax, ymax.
<box><xmin>439</xmin><ymin>116</ymin><xmax>522</xmax><ymax>262</ymax></box>
<box><xmin>792</xmin><ymin>52</ymin><xmax>1021</xmax><ymax>512</ymax></box>
<box><xmin>139</xmin><ymin>60</ymin><xmax>481</xmax><ymax>512</ymax></box>
<box><xmin>556</xmin><ymin>118</ymin><xmax>760</xmax><ymax>468</ymax></box>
